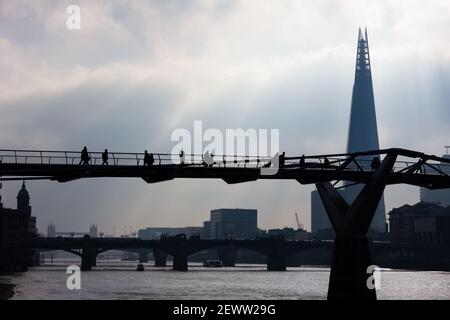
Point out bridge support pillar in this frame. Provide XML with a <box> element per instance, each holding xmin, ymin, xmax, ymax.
<box><xmin>80</xmin><ymin>236</ymin><xmax>96</xmax><ymax>271</ymax></box>
<box><xmin>316</xmin><ymin>153</ymin><xmax>397</xmax><ymax>300</ymax></box>
<box><xmin>328</xmin><ymin>236</ymin><xmax>374</xmax><ymax>300</ymax></box>
<box><xmin>138</xmin><ymin>250</ymin><xmax>149</xmax><ymax>263</ymax></box>
<box><xmin>91</xmin><ymin>253</ymin><xmax>97</xmax><ymax>267</ymax></box>
<box><xmin>81</xmin><ymin>251</ymin><xmax>95</xmax><ymax>271</ymax></box>
<box><xmin>163</xmin><ymin>235</ymin><xmax>190</xmax><ymax>271</ymax></box>
<box><xmin>153</xmin><ymin>249</ymin><xmax>168</xmax><ymax>267</ymax></box>
<box><xmin>31</xmin><ymin>250</ymin><xmax>41</xmax><ymax>267</ymax></box>
<box><xmin>267</xmin><ymin>252</ymin><xmax>287</xmax><ymax>271</ymax></box>
<box><xmin>217</xmin><ymin>247</ymin><xmax>237</xmax><ymax>267</ymax></box>
<box><xmin>172</xmin><ymin>254</ymin><xmax>188</xmax><ymax>271</ymax></box>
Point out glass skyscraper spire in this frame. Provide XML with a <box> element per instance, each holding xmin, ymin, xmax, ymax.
<box><xmin>344</xmin><ymin>27</ymin><xmax>386</xmax><ymax>232</ymax></box>
<box><xmin>311</xmin><ymin>28</ymin><xmax>386</xmax><ymax>233</ymax></box>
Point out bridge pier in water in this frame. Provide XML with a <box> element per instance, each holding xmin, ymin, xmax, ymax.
<box><xmin>153</xmin><ymin>248</ymin><xmax>168</xmax><ymax>267</ymax></box>
<box><xmin>217</xmin><ymin>247</ymin><xmax>237</xmax><ymax>267</ymax></box>
<box><xmin>316</xmin><ymin>153</ymin><xmax>396</xmax><ymax>300</ymax></box>
<box><xmin>138</xmin><ymin>249</ymin><xmax>149</xmax><ymax>263</ymax></box>
<box><xmin>80</xmin><ymin>237</ymin><xmax>97</xmax><ymax>271</ymax></box>
<box><xmin>172</xmin><ymin>253</ymin><xmax>188</xmax><ymax>271</ymax></box>
<box><xmin>266</xmin><ymin>253</ymin><xmax>287</xmax><ymax>271</ymax></box>
<box><xmin>80</xmin><ymin>250</ymin><xmax>97</xmax><ymax>271</ymax></box>
<box><xmin>327</xmin><ymin>236</ymin><xmax>374</xmax><ymax>300</ymax></box>
<box><xmin>265</xmin><ymin>243</ymin><xmax>287</xmax><ymax>271</ymax></box>
<box><xmin>162</xmin><ymin>235</ymin><xmax>190</xmax><ymax>271</ymax></box>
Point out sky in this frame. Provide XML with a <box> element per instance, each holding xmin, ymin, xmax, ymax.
<box><xmin>0</xmin><ymin>0</ymin><xmax>449</xmax><ymax>234</ymax></box>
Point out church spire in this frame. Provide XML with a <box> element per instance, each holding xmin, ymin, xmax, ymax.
<box><xmin>17</xmin><ymin>181</ymin><xmax>31</xmax><ymax>215</ymax></box>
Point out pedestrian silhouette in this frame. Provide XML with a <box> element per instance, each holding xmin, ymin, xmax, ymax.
<box><xmin>279</xmin><ymin>152</ymin><xmax>285</xmax><ymax>168</ymax></box>
<box><xmin>144</xmin><ymin>151</ymin><xmax>156</xmax><ymax>166</ymax></box>
<box><xmin>418</xmin><ymin>161</ymin><xmax>424</xmax><ymax>174</ymax></box>
<box><xmin>79</xmin><ymin>146</ymin><xmax>90</xmax><ymax>165</ymax></box>
<box><xmin>149</xmin><ymin>153</ymin><xmax>154</xmax><ymax>166</ymax></box>
<box><xmin>202</xmin><ymin>153</ymin><xmax>207</xmax><ymax>167</ymax></box>
<box><xmin>300</xmin><ymin>154</ymin><xmax>306</xmax><ymax>166</ymax></box>
<box><xmin>371</xmin><ymin>156</ymin><xmax>381</xmax><ymax>171</ymax></box>
<box><xmin>102</xmin><ymin>149</ymin><xmax>109</xmax><ymax>165</ymax></box>
<box><xmin>179</xmin><ymin>150</ymin><xmax>185</xmax><ymax>166</ymax></box>
<box><xmin>209</xmin><ymin>153</ymin><xmax>215</xmax><ymax>167</ymax></box>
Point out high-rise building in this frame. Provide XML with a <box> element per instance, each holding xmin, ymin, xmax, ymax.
<box><xmin>311</xmin><ymin>28</ymin><xmax>386</xmax><ymax>233</ymax></box>
<box><xmin>47</xmin><ymin>222</ymin><xmax>56</xmax><ymax>237</ymax></box>
<box><xmin>420</xmin><ymin>149</ymin><xmax>450</xmax><ymax>207</ymax></box>
<box><xmin>311</xmin><ymin>189</ymin><xmax>333</xmax><ymax>233</ymax></box>
<box><xmin>201</xmin><ymin>221</ymin><xmax>211</xmax><ymax>239</ymax></box>
<box><xmin>343</xmin><ymin>27</ymin><xmax>386</xmax><ymax>232</ymax></box>
<box><xmin>209</xmin><ymin>208</ymin><xmax>257</xmax><ymax>239</ymax></box>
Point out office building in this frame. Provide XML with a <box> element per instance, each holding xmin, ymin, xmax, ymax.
<box><xmin>389</xmin><ymin>202</ymin><xmax>450</xmax><ymax>248</ymax></box>
<box><xmin>209</xmin><ymin>208</ymin><xmax>257</xmax><ymax>239</ymax></box>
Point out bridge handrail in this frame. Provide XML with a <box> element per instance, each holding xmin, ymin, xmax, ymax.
<box><xmin>0</xmin><ymin>148</ymin><xmax>449</xmax><ymax>176</ymax></box>
<box><xmin>0</xmin><ymin>149</ymin><xmax>275</xmax><ymax>168</ymax></box>
<box><xmin>1</xmin><ymin>147</ymin><xmax>448</xmax><ymax>161</ymax></box>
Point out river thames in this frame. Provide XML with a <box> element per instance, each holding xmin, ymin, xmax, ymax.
<box><xmin>3</xmin><ymin>259</ymin><xmax>450</xmax><ymax>300</ymax></box>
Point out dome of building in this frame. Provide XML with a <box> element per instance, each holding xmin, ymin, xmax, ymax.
<box><xmin>17</xmin><ymin>181</ymin><xmax>30</xmax><ymax>200</ymax></box>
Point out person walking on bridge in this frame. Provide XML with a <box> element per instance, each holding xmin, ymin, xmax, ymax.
<box><xmin>371</xmin><ymin>156</ymin><xmax>381</xmax><ymax>171</ymax></box>
<box><xmin>143</xmin><ymin>150</ymin><xmax>154</xmax><ymax>166</ymax></box>
<box><xmin>79</xmin><ymin>146</ymin><xmax>90</xmax><ymax>165</ymax></box>
<box><xmin>102</xmin><ymin>149</ymin><xmax>109</xmax><ymax>165</ymax></box>
<box><xmin>299</xmin><ymin>154</ymin><xmax>305</xmax><ymax>167</ymax></box>
<box><xmin>179</xmin><ymin>149</ymin><xmax>185</xmax><ymax>166</ymax></box>
<box><xmin>149</xmin><ymin>152</ymin><xmax>154</xmax><ymax>166</ymax></box>
<box><xmin>279</xmin><ymin>152</ymin><xmax>286</xmax><ymax>168</ymax></box>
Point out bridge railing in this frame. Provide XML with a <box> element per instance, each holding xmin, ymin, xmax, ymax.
<box><xmin>0</xmin><ymin>149</ymin><xmax>449</xmax><ymax>176</ymax></box>
<box><xmin>0</xmin><ymin>149</ymin><xmax>274</xmax><ymax>169</ymax></box>
<box><xmin>283</xmin><ymin>154</ymin><xmax>450</xmax><ymax>176</ymax></box>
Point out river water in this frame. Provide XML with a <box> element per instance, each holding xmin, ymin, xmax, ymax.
<box><xmin>6</xmin><ymin>259</ymin><xmax>450</xmax><ymax>300</ymax></box>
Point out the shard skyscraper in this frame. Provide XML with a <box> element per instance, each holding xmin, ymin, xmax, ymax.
<box><xmin>343</xmin><ymin>27</ymin><xmax>386</xmax><ymax>232</ymax></box>
<box><xmin>311</xmin><ymin>28</ymin><xmax>386</xmax><ymax>233</ymax></box>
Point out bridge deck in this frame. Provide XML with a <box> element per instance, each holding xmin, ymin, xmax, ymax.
<box><xmin>1</xmin><ymin>148</ymin><xmax>449</xmax><ymax>189</ymax></box>
<box><xmin>31</xmin><ymin>237</ymin><xmax>335</xmax><ymax>255</ymax></box>
<box><xmin>31</xmin><ymin>237</ymin><xmax>406</xmax><ymax>256</ymax></box>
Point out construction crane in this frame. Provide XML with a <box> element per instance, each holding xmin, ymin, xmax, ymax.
<box><xmin>294</xmin><ymin>212</ymin><xmax>303</xmax><ymax>230</ymax></box>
